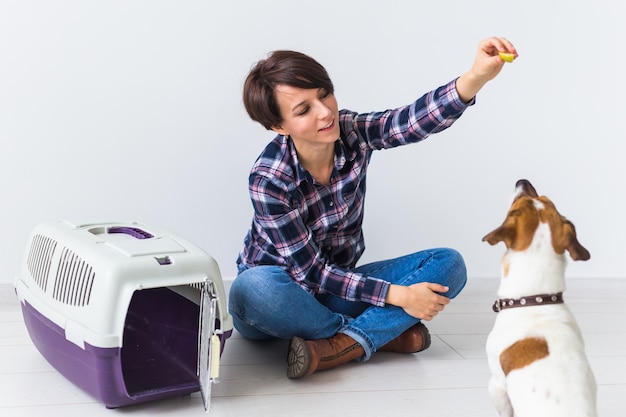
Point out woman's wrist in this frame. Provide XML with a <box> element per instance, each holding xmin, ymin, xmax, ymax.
<box><xmin>385</xmin><ymin>284</ymin><xmax>406</xmax><ymax>307</ymax></box>
<box><xmin>456</xmin><ymin>70</ymin><xmax>488</xmax><ymax>103</ymax></box>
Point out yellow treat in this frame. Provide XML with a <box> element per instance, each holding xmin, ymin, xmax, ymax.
<box><xmin>498</xmin><ymin>52</ymin><xmax>515</xmax><ymax>63</ymax></box>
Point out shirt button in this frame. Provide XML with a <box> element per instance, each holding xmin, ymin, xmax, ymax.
<box><xmin>326</xmin><ymin>246</ymin><xmax>332</xmax><ymax>251</ymax></box>
<box><xmin>328</xmin><ymin>201</ymin><xmax>334</xmax><ymax>207</ymax></box>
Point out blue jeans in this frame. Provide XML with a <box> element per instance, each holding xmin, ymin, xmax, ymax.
<box><xmin>228</xmin><ymin>248</ymin><xmax>466</xmax><ymax>360</ymax></box>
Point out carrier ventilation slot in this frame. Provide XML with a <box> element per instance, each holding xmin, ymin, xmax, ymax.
<box><xmin>52</xmin><ymin>247</ymin><xmax>96</xmax><ymax>306</ymax></box>
<box><xmin>26</xmin><ymin>234</ymin><xmax>58</xmax><ymax>290</ymax></box>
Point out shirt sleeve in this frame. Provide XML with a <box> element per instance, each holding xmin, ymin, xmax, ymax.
<box><xmin>249</xmin><ymin>173</ymin><xmax>390</xmax><ymax>306</ymax></box>
<box><xmin>349</xmin><ymin>78</ymin><xmax>473</xmax><ymax>150</ymax></box>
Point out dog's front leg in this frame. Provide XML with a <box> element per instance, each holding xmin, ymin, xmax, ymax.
<box><xmin>488</xmin><ymin>377</ymin><xmax>513</xmax><ymax>417</ymax></box>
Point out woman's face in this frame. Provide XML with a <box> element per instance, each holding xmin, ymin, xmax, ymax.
<box><xmin>272</xmin><ymin>84</ymin><xmax>340</xmax><ymax>147</ymax></box>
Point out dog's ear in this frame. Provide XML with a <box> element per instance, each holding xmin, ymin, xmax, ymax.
<box><xmin>536</xmin><ymin>196</ymin><xmax>590</xmax><ymax>261</ymax></box>
<box><xmin>561</xmin><ymin>220</ymin><xmax>591</xmax><ymax>261</ymax></box>
<box><xmin>482</xmin><ymin>224</ymin><xmax>513</xmax><ymax>248</ymax></box>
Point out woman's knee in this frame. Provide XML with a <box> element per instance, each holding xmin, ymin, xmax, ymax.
<box><xmin>229</xmin><ymin>265</ymin><xmax>288</xmax><ymax>311</ymax></box>
<box><xmin>228</xmin><ymin>266</ymin><xmax>291</xmax><ymax>339</ymax></box>
<box><xmin>436</xmin><ymin>248</ymin><xmax>467</xmax><ymax>298</ymax></box>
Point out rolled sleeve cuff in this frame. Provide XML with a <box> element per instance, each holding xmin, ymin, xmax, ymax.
<box><xmin>450</xmin><ymin>77</ymin><xmax>476</xmax><ymax>108</ymax></box>
<box><xmin>361</xmin><ymin>277</ymin><xmax>390</xmax><ymax>307</ymax></box>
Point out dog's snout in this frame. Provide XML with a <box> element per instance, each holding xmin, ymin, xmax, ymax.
<box><xmin>515</xmin><ymin>179</ymin><xmax>538</xmax><ymax>198</ymax></box>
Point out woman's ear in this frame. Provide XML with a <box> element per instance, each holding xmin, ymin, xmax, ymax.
<box><xmin>271</xmin><ymin>126</ymin><xmax>288</xmax><ymax>136</ymax></box>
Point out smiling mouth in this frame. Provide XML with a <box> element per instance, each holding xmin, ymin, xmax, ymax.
<box><xmin>319</xmin><ymin>119</ymin><xmax>334</xmax><ymax>131</ymax></box>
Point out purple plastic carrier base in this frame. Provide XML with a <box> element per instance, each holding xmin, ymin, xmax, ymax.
<box><xmin>21</xmin><ymin>287</ymin><xmax>231</xmax><ymax>409</ymax></box>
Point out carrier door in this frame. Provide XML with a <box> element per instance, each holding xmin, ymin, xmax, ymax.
<box><xmin>198</xmin><ymin>279</ymin><xmax>221</xmax><ymax>412</ymax></box>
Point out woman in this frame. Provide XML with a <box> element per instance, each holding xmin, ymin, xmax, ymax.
<box><xmin>229</xmin><ymin>37</ymin><xmax>517</xmax><ymax>379</ymax></box>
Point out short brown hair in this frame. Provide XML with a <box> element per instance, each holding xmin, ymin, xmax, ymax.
<box><xmin>242</xmin><ymin>50</ymin><xmax>334</xmax><ymax>130</ymax></box>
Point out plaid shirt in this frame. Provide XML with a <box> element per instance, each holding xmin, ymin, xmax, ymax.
<box><xmin>237</xmin><ymin>79</ymin><xmax>473</xmax><ymax>306</ymax></box>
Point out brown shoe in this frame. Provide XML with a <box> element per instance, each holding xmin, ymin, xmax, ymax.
<box><xmin>378</xmin><ymin>322</ymin><xmax>431</xmax><ymax>353</ymax></box>
<box><xmin>287</xmin><ymin>333</ymin><xmax>365</xmax><ymax>379</ymax></box>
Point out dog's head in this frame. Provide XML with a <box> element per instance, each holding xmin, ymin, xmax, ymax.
<box><xmin>482</xmin><ymin>179</ymin><xmax>590</xmax><ymax>262</ymax></box>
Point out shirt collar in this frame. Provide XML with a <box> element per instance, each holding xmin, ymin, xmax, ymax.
<box><xmin>284</xmin><ymin>137</ymin><xmax>310</xmax><ymax>185</ymax></box>
<box><xmin>285</xmin><ymin>133</ymin><xmax>357</xmax><ymax>186</ymax></box>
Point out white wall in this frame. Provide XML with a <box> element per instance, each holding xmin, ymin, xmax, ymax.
<box><xmin>1</xmin><ymin>0</ymin><xmax>625</xmax><ymax>284</ymax></box>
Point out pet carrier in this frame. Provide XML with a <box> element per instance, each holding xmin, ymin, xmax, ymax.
<box><xmin>14</xmin><ymin>220</ymin><xmax>233</xmax><ymax>411</ymax></box>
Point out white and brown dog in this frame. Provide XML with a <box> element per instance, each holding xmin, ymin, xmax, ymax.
<box><xmin>482</xmin><ymin>179</ymin><xmax>597</xmax><ymax>417</ymax></box>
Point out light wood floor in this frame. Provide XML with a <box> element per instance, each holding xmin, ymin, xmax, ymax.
<box><xmin>1</xmin><ymin>278</ymin><xmax>624</xmax><ymax>416</ymax></box>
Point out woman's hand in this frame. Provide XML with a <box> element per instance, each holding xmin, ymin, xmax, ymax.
<box><xmin>456</xmin><ymin>37</ymin><xmax>518</xmax><ymax>102</ymax></box>
<box><xmin>385</xmin><ymin>282</ymin><xmax>451</xmax><ymax>321</ymax></box>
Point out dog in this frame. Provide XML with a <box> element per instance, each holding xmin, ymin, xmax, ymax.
<box><xmin>482</xmin><ymin>179</ymin><xmax>597</xmax><ymax>417</ymax></box>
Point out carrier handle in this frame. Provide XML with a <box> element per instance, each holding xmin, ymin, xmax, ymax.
<box><xmin>107</xmin><ymin>226</ymin><xmax>154</xmax><ymax>239</ymax></box>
